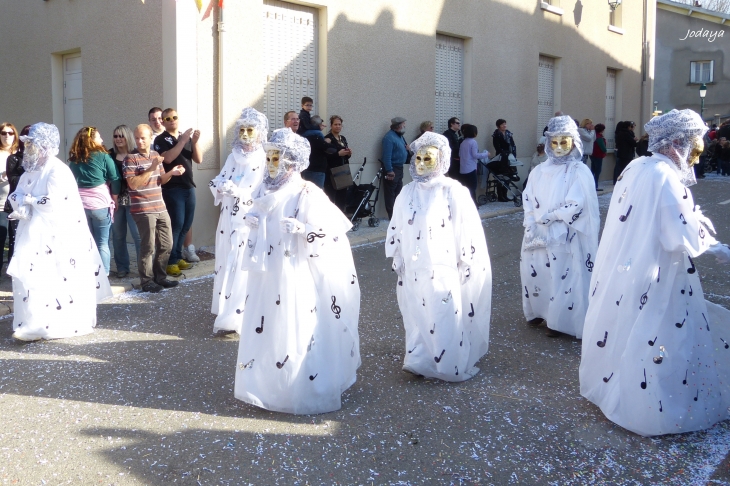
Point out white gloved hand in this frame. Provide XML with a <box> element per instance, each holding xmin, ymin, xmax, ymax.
<box><xmin>218</xmin><ymin>180</ymin><xmax>238</xmax><ymax>197</ymax></box>
<box><xmin>244</xmin><ymin>214</ymin><xmax>259</xmax><ymax>230</ymax></box>
<box><xmin>280</xmin><ymin>218</ymin><xmax>306</xmax><ymax>235</ymax></box>
<box><xmin>391</xmin><ymin>256</ymin><xmax>405</xmax><ymax>278</ymax></box>
<box><xmin>707</xmin><ymin>243</ymin><xmax>730</xmax><ymax>264</ymax></box>
<box><xmin>539</xmin><ymin>211</ymin><xmax>557</xmax><ymax>225</ymax></box>
<box><xmin>9</xmin><ymin>205</ymin><xmax>31</xmax><ymax>221</ymax></box>
<box><xmin>696</xmin><ymin>206</ymin><xmax>717</xmax><ymax>235</ymax></box>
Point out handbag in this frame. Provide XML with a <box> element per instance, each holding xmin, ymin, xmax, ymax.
<box><xmin>329</xmin><ymin>164</ymin><xmax>353</xmax><ymax>191</ymax></box>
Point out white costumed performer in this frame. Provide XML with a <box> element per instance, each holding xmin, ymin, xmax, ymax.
<box><xmin>210</xmin><ymin>107</ymin><xmax>267</xmax><ymax>333</ymax></box>
<box><xmin>385</xmin><ymin>132</ymin><xmax>491</xmax><ymax>381</ymax></box>
<box><xmin>8</xmin><ymin>123</ymin><xmax>112</xmax><ymax>341</ymax></box>
<box><xmin>580</xmin><ymin>109</ymin><xmax>730</xmax><ymax>436</ymax></box>
<box><xmin>234</xmin><ymin>128</ymin><xmax>361</xmax><ymax>414</ymax></box>
<box><xmin>520</xmin><ymin>115</ymin><xmax>600</xmax><ymax>338</ymax></box>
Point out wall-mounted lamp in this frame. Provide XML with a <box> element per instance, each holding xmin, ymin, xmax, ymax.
<box><xmin>608</xmin><ymin>0</ymin><xmax>622</xmax><ymax>11</ymax></box>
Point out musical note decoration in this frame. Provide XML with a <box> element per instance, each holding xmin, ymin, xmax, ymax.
<box><xmin>535</xmin><ymin>197</ymin><xmax>540</xmax><ymax>209</ymax></box>
<box><xmin>434</xmin><ymin>349</ymin><xmax>445</xmax><ymax>363</ymax></box>
<box><xmin>683</xmin><ymin>187</ymin><xmax>688</xmax><ymax>200</ymax></box>
<box><xmin>275</xmin><ymin>294</ymin><xmax>280</xmax><ymax>305</ymax></box>
<box><xmin>407</xmin><ymin>211</ymin><xmax>416</xmax><ymax>225</ymax></box>
<box><xmin>351</xmin><ymin>274</ymin><xmax>356</xmax><ymax>284</ymax></box>
<box><xmin>276</xmin><ymin>355</ymin><xmax>289</xmax><ymax>369</ymax></box>
<box><xmin>408</xmin><ymin>345</ymin><xmax>417</xmax><ymax>354</ymax></box>
<box><xmin>331</xmin><ymin>296</ymin><xmax>342</xmax><ymax>319</ymax></box>
<box><xmin>455</xmin><ymin>366</ymin><xmax>459</xmax><ymax>376</ymax></box>
<box><xmin>619</xmin><ymin>205</ymin><xmax>632</xmax><ymax>222</ymax></box>
<box><xmin>468</xmin><ymin>303</ymin><xmax>475</xmax><ymax>317</ymax></box>
<box><xmin>675</xmin><ymin>318</ymin><xmax>686</xmax><ymax>329</ymax></box>
<box><xmin>530</xmin><ymin>265</ymin><xmax>537</xmax><ymax>277</ymax></box>
<box><xmin>694</xmin><ymin>389</ymin><xmax>699</xmax><ymax>402</ymax></box>
<box><xmin>569</xmin><ymin>209</ymin><xmax>583</xmax><ymax>225</ymax></box>
<box><xmin>597</xmin><ymin>331</ymin><xmax>608</xmax><ymax>348</ymax></box>
<box><xmin>679</xmin><ymin>213</ymin><xmax>687</xmax><ymax>225</ymax></box>
<box><xmin>306</xmin><ymin>231</ymin><xmax>326</xmax><ymax>243</ymax></box>
<box><xmin>652</xmin><ymin>345</ymin><xmax>666</xmax><ymax>364</ymax></box>
<box><xmin>95</xmin><ymin>266</ymin><xmax>101</xmax><ymax>277</ymax></box>
<box><xmin>442</xmin><ymin>291</ymin><xmax>453</xmax><ymax>304</ymax></box>
<box><xmin>641</xmin><ymin>368</ymin><xmax>647</xmax><ymax>389</ymax></box>
<box><xmin>460</xmin><ymin>332</ymin><xmax>464</xmax><ymax>346</ymax></box>
<box><xmin>687</xmin><ymin>256</ymin><xmax>696</xmax><ymax>274</ymax></box>
<box><xmin>585</xmin><ymin>254</ymin><xmax>594</xmax><ymax>273</ymax></box>
<box><xmin>721</xmin><ymin>338</ymin><xmax>729</xmax><ymax>349</ymax></box>
<box><xmin>568</xmin><ymin>302</ymin><xmax>574</xmax><ymax>311</ymax></box>
<box><xmin>239</xmin><ymin>359</ymin><xmax>254</xmax><ymax>370</ymax></box>
<box><xmin>561</xmin><ymin>268</ymin><xmax>569</xmax><ymax>280</ymax></box>
<box><xmin>430</xmin><ymin>323</ymin><xmax>435</xmax><ymax>334</ymax></box>
<box><xmin>639</xmin><ymin>283</ymin><xmax>651</xmax><ymax>310</ymax></box>
<box><xmin>659</xmin><ymin>400</ymin><xmax>663</xmax><ymax>412</ymax></box>
<box><xmin>603</xmin><ymin>372</ymin><xmax>613</xmax><ymax>383</ymax></box>
<box><xmin>524</xmin><ymin>286</ymin><xmax>529</xmax><ymax>299</ymax></box>
<box><xmin>23</xmin><ymin>290</ymin><xmax>29</xmax><ymax>302</ymax></box>
<box><xmin>703</xmin><ymin>312</ymin><xmax>710</xmax><ymax>331</ymax></box>
<box><xmin>309</xmin><ymin>374</ymin><xmax>318</xmax><ymax>381</ymax></box>
<box><xmin>55</xmin><ymin>299</ymin><xmax>61</xmax><ymax>311</ymax></box>
<box><xmin>255</xmin><ymin>316</ymin><xmax>264</xmax><ymax>334</ymax></box>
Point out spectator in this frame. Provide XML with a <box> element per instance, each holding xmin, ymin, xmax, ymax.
<box><xmin>717</xmin><ymin>120</ymin><xmax>730</xmax><ymax>141</ymax></box>
<box><xmin>590</xmin><ymin>123</ymin><xmax>607</xmax><ymax>190</ymax></box>
<box><xmin>5</xmin><ymin>125</ymin><xmax>27</xmax><ymax>264</ymax></box>
<box><xmin>381</xmin><ymin>117</ymin><xmax>409</xmax><ymax>219</ymax></box>
<box><xmin>124</xmin><ymin>124</ymin><xmax>181</xmax><ymax>292</ymax></box>
<box><xmin>324</xmin><ymin>115</ymin><xmax>352</xmax><ymax>210</ymax></box>
<box><xmin>154</xmin><ymin>108</ymin><xmax>202</xmax><ymax>276</ymax></box>
<box><xmin>613</xmin><ymin>121</ymin><xmax>637</xmax><ymax>185</ymax></box>
<box><xmin>68</xmin><ymin>127</ymin><xmax>121</xmax><ymax>276</ymax></box>
<box><xmin>720</xmin><ymin>140</ymin><xmax>730</xmax><ymax>176</ymax></box>
<box><xmin>578</xmin><ymin>119</ymin><xmax>596</xmax><ymax>164</ymax></box>
<box><xmin>418</xmin><ymin>121</ymin><xmax>434</xmax><ymax>136</ymax></box>
<box><xmin>109</xmin><ymin>125</ymin><xmax>142</xmax><ymax>278</ymax></box>
<box><xmin>148</xmin><ymin>107</ymin><xmax>164</xmax><ymax>140</ymax></box>
<box><xmin>636</xmin><ymin>132</ymin><xmax>652</xmax><ymax>157</ymax></box>
<box><xmin>490</xmin><ymin>119</ymin><xmax>518</xmax><ymax>202</ymax></box>
<box><xmin>524</xmin><ymin>142</ymin><xmax>548</xmax><ymax>189</ymax></box>
<box><xmin>458</xmin><ymin>124</ymin><xmax>489</xmax><ymax>204</ymax></box>
<box><xmin>301</xmin><ymin>115</ymin><xmax>328</xmax><ymax>189</ymax></box>
<box><xmin>0</xmin><ymin>123</ymin><xmax>16</xmax><ymax>272</ymax></box>
<box><xmin>296</xmin><ymin>96</ymin><xmax>315</xmax><ymax>135</ymax></box>
<box><xmin>712</xmin><ymin>137</ymin><xmax>725</xmax><ymax>174</ymax></box>
<box><xmin>283</xmin><ymin>111</ymin><xmax>300</xmax><ymax>132</ymax></box>
<box><xmin>442</xmin><ymin>117</ymin><xmax>462</xmax><ymax>178</ymax></box>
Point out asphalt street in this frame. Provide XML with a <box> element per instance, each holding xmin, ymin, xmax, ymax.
<box><xmin>2</xmin><ymin>175</ymin><xmax>730</xmax><ymax>485</ymax></box>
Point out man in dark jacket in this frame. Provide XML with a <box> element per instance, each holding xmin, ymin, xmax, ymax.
<box><xmin>613</xmin><ymin>121</ymin><xmax>638</xmax><ymax>185</ymax></box>
<box><xmin>442</xmin><ymin>117</ymin><xmax>462</xmax><ymax>178</ymax></box>
<box><xmin>301</xmin><ymin>115</ymin><xmax>328</xmax><ymax>188</ymax></box>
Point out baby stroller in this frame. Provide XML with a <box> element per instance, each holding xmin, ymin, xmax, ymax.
<box><xmin>477</xmin><ymin>155</ymin><xmax>523</xmax><ymax>207</ymax></box>
<box><xmin>346</xmin><ymin>158</ymin><xmax>383</xmax><ymax>231</ymax></box>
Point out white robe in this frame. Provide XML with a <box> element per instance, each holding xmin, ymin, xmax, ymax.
<box><xmin>385</xmin><ymin>176</ymin><xmax>491</xmax><ymax>381</ymax></box>
<box><xmin>520</xmin><ymin>159</ymin><xmax>599</xmax><ymax>338</ymax></box>
<box><xmin>7</xmin><ymin>157</ymin><xmax>112</xmax><ymax>340</ymax></box>
<box><xmin>209</xmin><ymin>147</ymin><xmax>265</xmax><ymax>333</ymax></box>
<box><xmin>580</xmin><ymin>154</ymin><xmax>730</xmax><ymax>436</ymax></box>
<box><xmin>234</xmin><ymin>176</ymin><xmax>360</xmax><ymax>414</ymax></box>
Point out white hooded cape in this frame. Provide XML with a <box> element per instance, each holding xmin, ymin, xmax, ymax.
<box><xmin>520</xmin><ymin>159</ymin><xmax>600</xmax><ymax>337</ymax></box>
<box><xmin>234</xmin><ymin>176</ymin><xmax>360</xmax><ymax>414</ymax></box>
<box><xmin>580</xmin><ymin>154</ymin><xmax>730</xmax><ymax>436</ymax></box>
<box><xmin>209</xmin><ymin>147</ymin><xmax>265</xmax><ymax>332</ymax></box>
<box><xmin>385</xmin><ymin>176</ymin><xmax>491</xmax><ymax>381</ymax></box>
<box><xmin>8</xmin><ymin>157</ymin><xmax>112</xmax><ymax>340</ymax></box>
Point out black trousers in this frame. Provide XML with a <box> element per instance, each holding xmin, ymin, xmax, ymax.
<box><xmin>382</xmin><ymin>165</ymin><xmax>404</xmax><ymax>220</ymax></box>
<box><xmin>461</xmin><ymin>170</ymin><xmax>478</xmax><ymax>204</ymax></box>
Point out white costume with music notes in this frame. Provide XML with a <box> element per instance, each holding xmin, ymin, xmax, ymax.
<box><xmin>8</xmin><ymin>123</ymin><xmax>111</xmax><ymax>341</ymax></box>
<box><xmin>210</xmin><ymin>108</ymin><xmax>267</xmax><ymax>333</ymax></box>
<box><xmin>520</xmin><ymin>116</ymin><xmax>599</xmax><ymax>338</ymax></box>
<box><xmin>581</xmin><ymin>109</ymin><xmax>730</xmax><ymax>436</ymax></box>
<box><xmin>386</xmin><ymin>132</ymin><xmax>491</xmax><ymax>381</ymax></box>
<box><xmin>234</xmin><ymin>129</ymin><xmax>360</xmax><ymax>415</ymax></box>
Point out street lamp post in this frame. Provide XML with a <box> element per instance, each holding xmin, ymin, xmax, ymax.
<box><xmin>699</xmin><ymin>83</ymin><xmax>707</xmax><ymax>120</ymax></box>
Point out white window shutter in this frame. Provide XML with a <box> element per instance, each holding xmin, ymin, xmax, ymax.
<box><xmin>537</xmin><ymin>56</ymin><xmax>555</xmax><ymax>143</ymax></box>
<box><xmin>605</xmin><ymin>69</ymin><xmax>617</xmax><ymax>151</ymax></box>
<box><xmin>435</xmin><ymin>34</ymin><xmax>463</xmax><ymax>134</ymax></box>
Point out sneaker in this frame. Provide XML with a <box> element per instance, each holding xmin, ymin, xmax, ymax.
<box><xmin>141</xmin><ymin>281</ymin><xmax>163</xmax><ymax>293</ymax></box>
<box><xmin>166</xmin><ymin>264</ymin><xmax>181</xmax><ymax>276</ymax></box>
<box><xmin>157</xmin><ymin>279</ymin><xmax>179</xmax><ymax>289</ymax></box>
<box><xmin>176</xmin><ymin>259</ymin><xmax>192</xmax><ymax>270</ymax></box>
<box><xmin>183</xmin><ymin>244</ymin><xmax>200</xmax><ymax>262</ymax></box>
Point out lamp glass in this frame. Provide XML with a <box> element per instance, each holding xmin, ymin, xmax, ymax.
<box><xmin>700</xmin><ymin>83</ymin><xmax>707</xmax><ymax>98</ymax></box>
<box><xmin>608</xmin><ymin>0</ymin><xmax>622</xmax><ymax>10</ymax></box>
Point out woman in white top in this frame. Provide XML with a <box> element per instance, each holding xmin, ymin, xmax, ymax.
<box><xmin>578</xmin><ymin>119</ymin><xmax>596</xmax><ymax>165</ymax></box>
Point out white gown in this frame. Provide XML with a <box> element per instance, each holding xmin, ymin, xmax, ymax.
<box><xmin>520</xmin><ymin>159</ymin><xmax>599</xmax><ymax>337</ymax></box>
<box><xmin>7</xmin><ymin>157</ymin><xmax>112</xmax><ymax>340</ymax></box>
<box><xmin>234</xmin><ymin>176</ymin><xmax>360</xmax><ymax>414</ymax></box>
<box><xmin>385</xmin><ymin>177</ymin><xmax>491</xmax><ymax>381</ymax></box>
<box><xmin>209</xmin><ymin>147</ymin><xmax>265</xmax><ymax>332</ymax></box>
<box><xmin>580</xmin><ymin>154</ymin><xmax>730</xmax><ymax>436</ymax></box>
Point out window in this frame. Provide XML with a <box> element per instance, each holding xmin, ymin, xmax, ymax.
<box><xmin>690</xmin><ymin>61</ymin><xmax>714</xmax><ymax>84</ymax></box>
<box><xmin>435</xmin><ymin>34</ymin><xmax>464</xmax><ymax>134</ymax></box>
<box><xmin>537</xmin><ymin>56</ymin><xmax>555</xmax><ymax>143</ymax></box>
<box><xmin>605</xmin><ymin>69</ymin><xmax>617</xmax><ymax>151</ymax></box>
<box><xmin>609</xmin><ymin>3</ymin><xmax>623</xmax><ymax>29</ymax></box>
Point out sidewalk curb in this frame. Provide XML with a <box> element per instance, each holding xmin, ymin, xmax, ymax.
<box><xmin>0</xmin><ymin>187</ymin><xmax>614</xmax><ymax>312</ymax></box>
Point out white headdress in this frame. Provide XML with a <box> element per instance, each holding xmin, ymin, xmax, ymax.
<box><xmin>408</xmin><ymin>132</ymin><xmax>451</xmax><ymax>182</ymax></box>
<box><xmin>544</xmin><ymin>115</ymin><xmax>583</xmax><ymax>164</ymax></box>
<box><xmin>19</xmin><ymin>123</ymin><xmax>60</xmax><ymax>172</ymax></box>
<box><xmin>645</xmin><ymin>109</ymin><xmax>707</xmax><ymax>186</ymax></box>
<box><xmin>232</xmin><ymin>107</ymin><xmax>269</xmax><ymax>152</ymax></box>
<box><xmin>261</xmin><ymin>128</ymin><xmax>311</xmax><ymax>188</ymax></box>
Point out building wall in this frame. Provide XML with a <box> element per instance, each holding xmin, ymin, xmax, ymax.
<box><xmin>0</xmin><ymin>0</ymin><xmax>650</xmax><ymax>248</ymax></box>
<box><xmin>655</xmin><ymin>4</ymin><xmax>730</xmax><ymax>120</ymax></box>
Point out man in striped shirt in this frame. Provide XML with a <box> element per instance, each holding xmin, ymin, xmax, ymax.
<box><xmin>124</xmin><ymin>124</ymin><xmax>184</xmax><ymax>292</ymax></box>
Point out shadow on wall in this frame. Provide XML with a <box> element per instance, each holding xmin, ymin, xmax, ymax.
<box><xmin>240</xmin><ymin>2</ymin><xmax>640</xmax><ymax>217</ymax></box>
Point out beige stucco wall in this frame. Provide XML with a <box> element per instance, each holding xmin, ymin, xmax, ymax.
<box><xmin>0</xmin><ymin>0</ymin><xmax>652</xmax><ymax>248</ymax></box>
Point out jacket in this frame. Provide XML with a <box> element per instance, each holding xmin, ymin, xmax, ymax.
<box><xmin>578</xmin><ymin>128</ymin><xmax>596</xmax><ymax>156</ymax></box>
<box><xmin>492</xmin><ymin>129</ymin><xmax>516</xmax><ymax>158</ymax></box>
<box><xmin>304</xmin><ymin>131</ymin><xmax>330</xmax><ymax>173</ymax></box>
<box><xmin>614</xmin><ymin>122</ymin><xmax>637</xmax><ymax>161</ymax></box>
<box><xmin>381</xmin><ymin>129</ymin><xmax>408</xmax><ymax>172</ymax></box>
<box><xmin>324</xmin><ymin>132</ymin><xmax>350</xmax><ymax>168</ymax></box>
<box><xmin>4</xmin><ymin>153</ymin><xmax>23</xmax><ymax>213</ymax></box>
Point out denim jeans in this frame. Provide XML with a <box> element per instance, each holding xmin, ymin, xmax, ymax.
<box><xmin>162</xmin><ymin>186</ymin><xmax>196</xmax><ymax>264</ymax></box>
<box><xmin>111</xmin><ymin>204</ymin><xmax>142</xmax><ymax>273</ymax></box>
<box><xmin>301</xmin><ymin>170</ymin><xmax>326</xmax><ymax>188</ymax></box>
<box><xmin>85</xmin><ymin>207</ymin><xmax>112</xmax><ymax>275</ymax></box>
<box><xmin>589</xmin><ymin>156</ymin><xmax>603</xmax><ymax>189</ymax></box>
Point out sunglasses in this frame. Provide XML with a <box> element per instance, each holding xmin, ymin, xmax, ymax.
<box><xmin>164</xmin><ymin>116</ymin><xmax>178</xmax><ymax>122</ymax></box>
<box><xmin>113</xmin><ymin>134</ymin><xmax>125</xmax><ymax>139</ymax></box>
<box><xmin>0</xmin><ymin>131</ymin><xmax>14</xmax><ymax>136</ymax></box>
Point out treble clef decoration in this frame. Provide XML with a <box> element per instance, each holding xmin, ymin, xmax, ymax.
<box><xmin>307</xmin><ymin>231</ymin><xmax>326</xmax><ymax>243</ymax></box>
<box><xmin>331</xmin><ymin>296</ymin><xmax>342</xmax><ymax>319</ymax></box>
<box><xmin>585</xmin><ymin>253</ymin><xmax>594</xmax><ymax>272</ymax></box>
<box><xmin>569</xmin><ymin>209</ymin><xmax>583</xmax><ymax>225</ymax></box>
<box><xmin>639</xmin><ymin>283</ymin><xmax>651</xmax><ymax>310</ymax></box>
<box><xmin>231</xmin><ymin>197</ymin><xmax>240</xmax><ymax>216</ymax></box>
<box><xmin>37</xmin><ymin>196</ymin><xmax>49</xmax><ymax>205</ymax></box>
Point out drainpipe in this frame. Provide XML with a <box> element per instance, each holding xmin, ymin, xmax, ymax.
<box><xmin>218</xmin><ymin>7</ymin><xmax>226</xmax><ymax>167</ymax></box>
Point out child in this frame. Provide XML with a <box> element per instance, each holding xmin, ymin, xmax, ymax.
<box><xmin>296</xmin><ymin>96</ymin><xmax>315</xmax><ymax>135</ymax></box>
